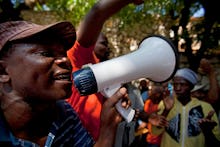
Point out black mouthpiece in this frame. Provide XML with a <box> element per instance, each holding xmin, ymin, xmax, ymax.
<box><xmin>73</xmin><ymin>67</ymin><xmax>98</xmax><ymax>96</ymax></box>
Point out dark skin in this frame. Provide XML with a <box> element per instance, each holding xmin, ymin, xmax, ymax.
<box><xmin>94</xmin><ymin>33</ymin><xmax>110</xmax><ymax>62</ymax></box>
<box><xmin>0</xmin><ymin>37</ymin><xmax>72</xmax><ymax>145</ymax></box>
<box><xmin>198</xmin><ymin>111</ymin><xmax>220</xmax><ymax>146</ymax></box>
<box><xmin>0</xmin><ymin>36</ymin><xmax>130</xmax><ymax>146</ymax></box>
<box><xmin>173</xmin><ymin>77</ymin><xmax>192</xmax><ymax>105</ymax></box>
<box><xmin>191</xmin><ymin>58</ymin><xmax>220</xmax><ymax>109</ymax></box>
<box><xmin>132</xmin><ymin>84</ymin><xmax>172</xmax><ymax>129</ymax></box>
<box><xmin>161</xmin><ymin>76</ymin><xmax>220</xmax><ymax>144</ymax></box>
<box><xmin>161</xmin><ymin>77</ymin><xmax>192</xmax><ymax>117</ymax></box>
<box><xmin>148</xmin><ymin>85</ymin><xmax>164</xmax><ymax>104</ymax></box>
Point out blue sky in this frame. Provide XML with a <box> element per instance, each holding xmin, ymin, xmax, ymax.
<box><xmin>193</xmin><ymin>7</ymin><xmax>205</xmax><ymax>17</ymax></box>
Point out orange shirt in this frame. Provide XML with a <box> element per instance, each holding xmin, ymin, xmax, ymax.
<box><xmin>144</xmin><ymin>99</ymin><xmax>162</xmax><ymax>145</ymax></box>
<box><xmin>66</xmin><ymin>41</ymin><xmax>106</xmax><ymax>141</ymax></box>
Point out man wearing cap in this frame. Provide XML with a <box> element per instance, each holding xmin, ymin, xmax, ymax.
<box><xmin>152</xmin><ymin>68</ymin><xmax>220</xmax><ymax>147</ymax></box>
<box><xmin>0</xmin><ymin>0</ymin><xmax>144</xmax><ymax>146</ymax></box>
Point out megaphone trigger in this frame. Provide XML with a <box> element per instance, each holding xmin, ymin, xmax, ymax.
<box><xmin>115</xmin><ymin>99</ymin><xmax>136</xmax><ymax>123</ymax></box>
<box><xmin>101</xmin><ymin>84</ymin><xmax>135</xmax><ymax>123</ymax></box>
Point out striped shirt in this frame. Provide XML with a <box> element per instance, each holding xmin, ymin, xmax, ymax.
<box><xmin>0</xmin><ymin>100</ymin><xmax>95</xmax><ymax>147</ymax></box>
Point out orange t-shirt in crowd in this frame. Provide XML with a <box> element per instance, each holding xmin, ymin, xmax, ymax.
<box><xmin>144</xmin><ymin>99</ymin><xmax>162</xmax><ymax>145</ymax></box>
<box><xmin>66</xmin><ymin>41</ymin><xmax>106</xmax><ymax>141</ymax></box>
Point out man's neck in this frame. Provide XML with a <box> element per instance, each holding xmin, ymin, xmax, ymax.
<box><xmin>2</xmin><ymin>98</ymin><xmax>57</xmax><ymax>142</ymax></box>
<box><xmin>177</xmin><ymin>95</ymin><xmax>191</xmax><ymax>106</ymax></box>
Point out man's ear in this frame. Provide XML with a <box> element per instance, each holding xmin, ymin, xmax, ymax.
<box><xmin>0</xmin><ymin>60</ymin><xmax>10</xmax><ymax>82</ymax></box>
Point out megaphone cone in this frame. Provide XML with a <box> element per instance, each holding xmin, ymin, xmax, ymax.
<box><xmin>73</xmin><ymin>35</ymin><xmax>178</xmax><ymax>95</ymax></box>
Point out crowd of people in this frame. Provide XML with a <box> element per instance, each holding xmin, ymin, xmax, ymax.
<box><xmin>0</xmin><ymin>0</ymin><xmax>220</xmax><ymax>146</ymax></box>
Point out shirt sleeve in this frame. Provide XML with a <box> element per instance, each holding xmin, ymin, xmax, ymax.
<box><xmin>67</xmin><ymin>40</ymin><xmax>96</xmax><ymax>72</ymax></box>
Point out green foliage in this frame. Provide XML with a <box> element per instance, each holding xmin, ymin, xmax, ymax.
<box><xmin>111</xmin><ymin>0</ymin><xmax>184</xmax><ymax>29</ymax></box>
<box><xmin>44</xmin><ymin>0</ymin><xmax>97</xmax><ymax>26</ymax></box>
<box><xmin>41</xmin><ymin>0</ymin><xmax>184</xmax><ymax>29</ymax></box>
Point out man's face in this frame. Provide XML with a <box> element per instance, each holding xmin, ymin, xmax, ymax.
<box><xmin>173</xmin><ymin>77</ymin><xmax>192</xmax><ymax>99</ymax></box>
<box><xmin>94</xmin><ymin>33</ymin><xmax>110</xmax><ymax>62</ymax></box>
<box><xmin>148</xmin><ymin>86</ymin><xmax>163</xmax><ymax>104</ymax></box>
<box><xmin>191</xmin><ymin>90</ymin><xmax>206</xmax><ymax>100</ymax></box>
<box><xmin>3</xmin><ymin>37</ymin><xmax>73</xmax><ymax>102</ymax></box>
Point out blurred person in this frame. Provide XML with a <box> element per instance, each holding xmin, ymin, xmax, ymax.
<box><xmin>152</xmin><ymin>68</ymin><xmax>220</xmax><ymax>147</ymax></box>
<box><xmin>191</xmin><ymin>58</ymin><xmax>219</xmax><ymax>112</ymax></box>
<box><xmin>132</xmin><ymin>84</ymin><xmax>169</xmax><ymax>147</ymax></box>
<box><xmin>144</xmin><ymin>85</ymin><xmax>164</xmax><ymax>147</ymax></box>
<box><xmin>139</xmin><ymin>79</ymin><xmax>149</xmax><ymax>102</ymax></box>
<box><xmin>93</xmin><ymin>32</ymin><xmax>110</xmax><ymax>62</ymax></box>
<box><xmin>191</xmin><ymin>84</ymin><xmax>207</xmax><ymax>101</ymax></box>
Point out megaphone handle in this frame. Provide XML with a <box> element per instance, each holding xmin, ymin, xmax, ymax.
<box><xmin>101</xmin><ymin>84</ymin><xmax>135</xmax><ymax>123</ymax></box>
<box><xmin>115</xmin><ymin>100</ymin><xmax>135</xmax><ymax>122</ymax></box>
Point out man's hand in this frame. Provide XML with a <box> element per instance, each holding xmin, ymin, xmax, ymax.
<box><xmin>162</xmin><ymin>84</ymin><xmax>175</xmax><ymax>112</ymax></box>
<box><xmin>136</xmin><ymin>110</ymin><xmax>169</xmax><ymax>128</ymax></box>
<box><xmin>198</xmin><ymin>110</ymin><xmax>217</xmax><ymax>134</ymax></box>
<box><xmin>198</xmin><ymin>110</ymin><xmax>220</xmax><ymax>146</ymax></box>
<box><xmin>100</xmin><ymin>87</ymin><xmax>129</xmax><ymax>127</ymax></box>
<box><xmin>148</xmin><ymin>113</ymin><xmax>169</xmax><ymax>128</ymax></box>
<box><xmin>163</xmin><ymin>95</ymin><xmax>174</xmax><ymax>112</ymax></box>
<box><xmin>96</xmin><ymin>87</ymin><xmax>129</xmax><ymax>147</ymax></box>
<box><xmin>199</xmin><ymin>58</ymin><xmax>214</xmax><ymax>75</ymax></box>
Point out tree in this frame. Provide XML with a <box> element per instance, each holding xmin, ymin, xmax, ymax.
<box><xmin>0</xmin><ymin>0</ymin><xmax>25</xmax><ymax>22</ymax></box>
<box><xmin>1</xmin><ymin>0</ymin><xmax>219</xmax><ymax>70</ymax></box>
<box><xmin>169</xmin><ymin>0</ymin><xmax>220</xmax><ymax>71</ymax></box>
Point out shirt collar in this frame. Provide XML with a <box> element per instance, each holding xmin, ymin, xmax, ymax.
<box><xmin>0</xmin><ymin>110</ymin><xmax>12</xmax><ymax>142</ymax></box>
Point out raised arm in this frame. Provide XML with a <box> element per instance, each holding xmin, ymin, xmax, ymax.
<box><xmin>77</xmin><ymin>0</ymin><xmax>144</xmax><ymax>47</ymax></box>
<box><xmin>199</xmin><ymin>58</ymin><xmax>219</xmax><ymax>104</ymax></box>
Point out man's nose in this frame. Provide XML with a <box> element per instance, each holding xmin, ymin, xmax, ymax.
<box><xmin>175</xmin><ymin>84</ymin><xmax>181</xmax><ymax>90</ymax></box>
<box><xmin>55</xmin><ymin>57</ymin><xmax>72</xmax><ymax>69</ymax></box>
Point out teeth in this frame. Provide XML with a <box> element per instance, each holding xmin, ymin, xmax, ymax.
<box><xmin>55</xmin><ymin>74</ymin><xmax>70</xmax><ymax>80</ymax></box>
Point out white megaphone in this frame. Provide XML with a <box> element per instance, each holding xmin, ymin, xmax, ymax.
<box><xmin>73</xmin><ymin>35</ymin><xmax>178</xmax><ymax>122</ymax></box>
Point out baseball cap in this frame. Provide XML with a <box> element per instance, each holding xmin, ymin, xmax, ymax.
<box><xmin>0</xmin><ymin>20</ymin><xmax>76</xmax><ymax>51</ymax></box>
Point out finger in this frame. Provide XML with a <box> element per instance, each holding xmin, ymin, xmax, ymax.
<box><xmin>206</xmin><ymin>110</ymin><xmax>215</xmax><ymax>120</ymax></box>
<box><xmin>198</xmin><ymin>118</ymin><xmax>205</xmax><ymax>124</ymax></box>
<box><xmin>121</xmin><ymin>95</ymin><xmax>130</xmax><ymax>109</ymax></box>
<box><xmin>134</xmin><ymin>109</ymin><xmax>140</xmax><ymax>118</ymax></box>
<box><xmin>160</xmin><ymin>117</ymin><xmax>169</xmax><ymax>127</ymax></box>
<box><xmin>109</xmin><ymin>87</ymin><xmax>127</xmax><ymax>107</ymax></box>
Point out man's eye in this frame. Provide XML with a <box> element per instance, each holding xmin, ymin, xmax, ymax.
<box><xmin>37</xmin><ymin>51</ymin><xmax>52</xmax><ymax>57</ymax></box>
<box><xmin>42</xmin><ymin>52</ymin><xmax>51</xmax><ymax>57</ymax></box>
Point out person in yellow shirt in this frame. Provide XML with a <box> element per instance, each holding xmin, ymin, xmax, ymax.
<box><xmin>152</xmin><ymin>68</ymin><xmax>220</xmax><ymax>147</ymax></box>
